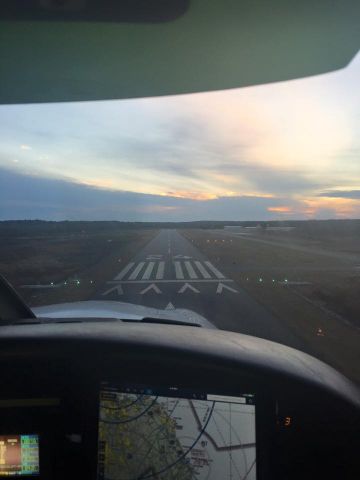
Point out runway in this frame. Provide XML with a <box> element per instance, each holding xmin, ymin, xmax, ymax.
<box><xmin>95</xmin><ymin>229</ymin><xmax>305</xmax><ymax>348</ymax></box>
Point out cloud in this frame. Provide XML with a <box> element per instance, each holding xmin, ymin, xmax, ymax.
<box><xmin>2</xmin><ymin>167</ymin><xmax>360</xmax><ymax>221</ymax></box>
<box><xmin>162</xmin><ymin>191</ymin><xmax>218</xmax><ymax>200</ymax></box>
<box><xmin>267</xmin><ymin>206</ymin><xmax>292</xmax><ymax>213</ymax></box>
<box><xmin>0</xmin><ymin>167</ymin><xmax>308</xmax><ymax>221</ymax></box>
<box><xmin>1</xmin><ymin>52</ymin><xmax>360</xmax><ymax>212</ymax></box>
<box><xmin>78</xmin><ymin>117</ymin><xmax>323</xmax><ymax>197</ymax></box>
<box><xmin>203</xmin><ymin>161</ymin><xmax>321</xmax><ymax>194</ymax></box>
<box><xmin>318</xmin><ymin>190</ymin><xmax>360</xmax><ymax>199</ymax></box>
<box><xmin>300</xmin><ymin>197</ymin><xmax>360</xmax><ymax>219</ymax></box>
<box><xmin>0</xmin><ymin>92</ymin><xmax>332</xmax><ymax>200</ymax></box>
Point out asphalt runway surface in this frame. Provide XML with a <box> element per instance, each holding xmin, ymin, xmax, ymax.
<box><xmin>96</xmin><ymin>229</ymin><xmax>305</xmax><ymax>348</ymax></box>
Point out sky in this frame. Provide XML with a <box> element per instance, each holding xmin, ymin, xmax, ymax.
<box><xmin>0</xmin><ymin>53</ymin><xmax>360</xmax><ymax>222</ymax></box>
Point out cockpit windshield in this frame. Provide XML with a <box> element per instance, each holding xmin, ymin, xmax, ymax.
<box><xmin>1</xmin><ymin>53</ymin><xmax>360</xmax><ymax>384</ymax></box>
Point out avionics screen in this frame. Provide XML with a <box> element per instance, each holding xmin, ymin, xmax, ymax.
<box><xmin>98</xmin><ymin>383</ymin><xmax>256</xmax><ymax>480</ymax></box>
<box><xmin>0</xmin><ymin>435</ymin><xmax>39</xmax><ymax>476</ymax></box>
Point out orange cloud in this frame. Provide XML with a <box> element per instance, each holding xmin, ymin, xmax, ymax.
<box><xmin>162</xmin><ymin>190</ymin><xmax>277</xmax><ymax>201</ymax></box>
<box><xmin>301</xmin><ymin>197</ymin><xmax>360</xmax><ymax>218</ymax></box>
<box><xmin>161</xmin><ymin>191</ymin><xmax>218</xmax><ymax>201</ymax></box>
<box><xmin>267</xmin><ymin>206</ymin><xmax>292</xmax><ymax>213</ymax></box>
<box><xmin>80</xmin><ymin>178</ymin><xmax>117</xmax><ymax>189</ymax></box>
<box><xmin>244</xmin><ymin>192</ymin><xmax>275</xmax><ymax>199</ymax></box>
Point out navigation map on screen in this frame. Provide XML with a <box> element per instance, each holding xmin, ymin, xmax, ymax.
<box><xmin>98</xmin><ymin>384</ymin><xmax>256</xmax><ymax>480</ymax></box>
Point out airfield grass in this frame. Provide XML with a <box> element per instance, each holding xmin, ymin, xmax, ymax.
<box><xmin>181</xmin><ymin>229</ymin><xmax>360</xmax><ymax>384</ymax></box>
<box><xmin>0</xmin><ymin>228</ymin><xmax>157</xmax><ymax>307</ymax></box>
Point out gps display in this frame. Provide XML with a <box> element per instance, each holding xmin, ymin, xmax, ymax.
<box><xmin>97</xmin><ymin>383</ymin><xmax>256</xmax><ymax>480</ymax></box>
<box><xmin>0</xmin><ymin>435</ymin><xmax>39</xmax><ymax>476</ymax></box>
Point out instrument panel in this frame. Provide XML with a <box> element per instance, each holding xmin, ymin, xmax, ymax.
<box><xmin>0</xmin><ymin>382</ymin><xmax>264</xmax><ymax>480</ymax></box>
<box><xmin>0</xmin><ymin>321</ymin><xmax>358</xmax><ymax>480</ymax></box>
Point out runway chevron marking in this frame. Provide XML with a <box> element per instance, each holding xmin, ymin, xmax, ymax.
<box><xmin>140</xmin><ymin>283</ymin><xmax>162</xmax><ymax>294</ymax></box>
<box><xmin>178</xmin><ymin>283</ymin><xmax>200</xmax><ymax>294</ymax></box>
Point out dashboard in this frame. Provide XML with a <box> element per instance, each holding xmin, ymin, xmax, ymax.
<box><xmin>0</xmin><ymin>320</ymin><xmax>358</xmax><ymax>480</ymax></box>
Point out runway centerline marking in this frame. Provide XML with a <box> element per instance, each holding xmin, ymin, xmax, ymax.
<box><xmin>174</xmin><ymin>261</ymin><xmax>184</xmax><ymax>279</ymax></box>
<box><xmin>194</xmin><ymin>260</ymin><xmax>211</xmax><ymax>279</ymax></box>
<box><xmin>184</xmin><ymin>261</ymin><xmax>197</xmax><ymax>279</ymax></box>
<box><xmin>142</xmin><ymin>261</ymin><xmax>155</xmax><ymax>280</ymax></box>
<box><xmin>113</xmin><ymin>262</ymin><xmax>135</xmax><ymax>280</ymax></box>
<box><xmin>129</xmin><ymin>261</ymin><xmax>145</xmax><ymax>280</ymax></box>
<box><xmin>156</xmin><ymin>261</ymin><xmax>165</xmax><ymax>280</ymax></box>
<box><xmin>204</xmin><ymin>261</ymin><xmax>225</xmax><ymax>279</ymax></box>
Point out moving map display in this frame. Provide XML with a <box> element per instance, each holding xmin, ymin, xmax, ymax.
<box><xmin>97</xmin><ymin>384</ymin><xmax>256</xmax><ymax>480</ymax></box>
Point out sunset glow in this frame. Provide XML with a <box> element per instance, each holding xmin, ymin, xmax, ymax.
<box><xmin>300</xmin><ymin>197</ymin><xmax>359</xmax><ymax>218</ymax></box>
<box><xmin>267</xmin><ymin>207</ymin><xmax>292</xmax><ymax>214</ymax></box>
<box><xmin>160</xmin><ymin>191</ymin><xmax>219</xmax><ymax>201</ymax></box>
<box><xmin>0</xmin><ymin>52</ymin><xmax>360</xmax><ymax>221</ymax></box>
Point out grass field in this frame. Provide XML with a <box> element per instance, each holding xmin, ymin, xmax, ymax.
<box><xmin>182</xmin><ymin>228</ymin><xmax>360</xmax><ymax>384</ymax></box>
<box><xmin>0</xmin><ymin>225</ymin><xmax>157</xmax><ymax>307</ymax></box>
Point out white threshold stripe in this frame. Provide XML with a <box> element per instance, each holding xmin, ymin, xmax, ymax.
<box><xmin>194</xmin><ymin>260</ymin><xmax>211</xmax><ymax>279</ymax></box>
<box><xmin>156</xmin><ymin>261</ymin><xmax>165</xmax><ymax>280</ymax></box>
<box><xmin>184</xmin><ymin>261</ymin><xmax>197</xmax><ymax>279</ymax></box>
<box><xmin>174</xmin><ymin>261</ymin><xmax>184</xmax><ymax>279</ymax></box>
<box><xmin>107</xmin><ymin>279</ymin><xmax>233</xmax><ymax>284</ymax></box>
<box><xmin>114</xmin><ymin>262</ymin><xmax>135</xmax><ymax>280</ymax></box>
<box><xmin>129</xmin><ymin>262</ymin><xmax>145</xmax><ymax>280</ymax></box>
<box><xmin>204</xmin><ymin>261</ymin><xmax>225</xmax><ymax>279</ymax></box>
<box><xmin>142</xmin><ymin>261</ymin><xmax>155</xmax><ymax>280</ymax></box>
